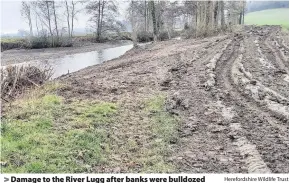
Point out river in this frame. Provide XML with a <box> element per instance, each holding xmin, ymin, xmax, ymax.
<box><xmin>1</xmin><ymin>44</ymin><xmax>134</xmax><ymax>79</ymax></box>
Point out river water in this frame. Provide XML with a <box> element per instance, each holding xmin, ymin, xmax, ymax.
<box><xmin>2</xmin><ymin>44</ymin><xmax>134</xmax><ymax>79</ymax></box>
<box><xmin>48</xmin><ymin>44</ymin><xmax>133</xmax><ymax>78</ymax></box>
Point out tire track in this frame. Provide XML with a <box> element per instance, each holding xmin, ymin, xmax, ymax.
<box><xmin>231</xmin><ymin>44</ymin><xmax>289</xmax><ymax>139</ymax></box>
<box><xmin>274</xmin><ymin>37</ymin><xmax>289</xmax><ymax>84</ymax></box>
<box><xmin>204</xmin><ymin>39</ymin><xmax>233</xmax><ymax>90</ymax></box>
<box><xmin>272</xmin><ymin>38</ymin><xmax>289</xmax><ymax>70</ymax></box>
<box><xmin>260</xmin><ymin>32</ymin><xmax>289</xmax><ymax>97</ymax></box>
<box><xmin>214</xmin><ymin>34</ymin><xmax>289</xmax><ymax>173</ymax></box>
<box><xmin>171</xmin><ymin>36</ymin><xmax>246</xmax><ymax>173</ymax></box>
<box><xmin>213</xmin><ymin>38</ymin><xmax>272</xmax><ymax>173</ymax></box>
<box><xmin>265</xmin><ymin>36</ymin><xmax>289</xmax><ymax>74</ymax></box>
<box><xmin>205</xmin><ymin>99</ymin><xmax>271</xmax><ymax>173</ymax></box>
<box><xmin>260</xmin><ymin>28</ymin><xmax>289</xmax><ymax>86</ymax></box>
<box><xmin>230</xmin><ymin>122</ymin><xmax>271</xmax><ymax>173</ymax></box>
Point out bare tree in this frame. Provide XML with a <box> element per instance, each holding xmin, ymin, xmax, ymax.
<box><xmin>31</xmin><ymin>1</ymin><xmax>42</xmax><ymax>36</ymax></box>
<box><xmin>71</xmin><ymin>0</ymin><xmax>84</xmax><ymax>37</ymax></box>
<box><xmin>227</xmin><ymin>1</ymin><xmax>243</xmax><ymax>26</ymax></box>
<box><xmin>64</xmin><ymin>0</ymin><xmax>71</xmax><ymax>37</ymax></box>
<box><xmin>144</xmin><ymin>0</ymin><xmax>147</xmax><ymax>31</ymax></box>
<box><xmin>86</xmin><ymin>0</ymin><xmax>124</xmax><ymax>41</ymax></box>
<box><xmin>163</xmin><ymin>1</ymin><xmax>182</xmax><ymax>38</ymax></box>
<box><xmin>21</xmin><ymin>1</ymin><xmax>34</xmax><ymax>38</ymax></box>
<box><xmin>220</xmin><ymin>1</ymin><xmax>225</xmax><ymax>30</ymax></box>
<box><xmin>188</xmin><ymin>0</ymin><xmax>246</xmax><ymax>36</ymax></box>
<box><xmin>36</xmin><ymin>1</ymin><xmax>54</xmax><ymax>37</ymax></box>
<box><xmin>63</xmin><ymin>0</ymin><xmax>84</xmax><ymax>37</ymax></box>
<box><xmin>52</xmin><ymin>0</ymin><xmax>59</xmax><ymax>39</ymax></box>
<box><xmin>241</xmin><ymin>1</ymin><xmax>246</xmax><ymax>24</ymax></box>
<box><xmin>127</xmin><ymin>1</ymin><xmax>151</xmax><ymax>33</ymax></box>
<box><xmin>149</xmin><ymin>0</ymin><xmax>157</xmax><ymax>41</ymax></box>
<box><xmin>129</xmin><ymin>1</ymin><xmax>137</xmax><ymax>47</ymax></box>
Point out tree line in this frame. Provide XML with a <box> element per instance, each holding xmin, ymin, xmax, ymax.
<box><xmin>21</xmin><ymin>0</ymin><xmax>125</xmax><ymax>47</ymax></box>
<box><xmin>21</xmin><ymin>0</ymin><xmax>246</xmax><ymax>48</ymax></box>
<box><xmin>21</xmin><ymin>1</ymin><xmax>84</xmax><ymax>38</ymax></box>
<box><xmin>128</xmin><ymin>0</ymin><xmax>246</xmax><ymax>45</ymax></box>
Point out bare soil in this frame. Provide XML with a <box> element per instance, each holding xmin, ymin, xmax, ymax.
<box><xmin>57</xmin><ymin>26</ymin><xmax>289</xmax><ymax>173</ymax></box>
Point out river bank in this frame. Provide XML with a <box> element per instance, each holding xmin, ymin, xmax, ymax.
<box><xmin>2</xmin><ymin>26</ymin><xmax>289</xmax><ymax>173</ymax></box>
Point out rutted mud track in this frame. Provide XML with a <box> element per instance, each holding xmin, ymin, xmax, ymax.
<box><xmin>58</xmin><ymin>26</ymin><xmax>289</xmax><ymax>173</ymax></box>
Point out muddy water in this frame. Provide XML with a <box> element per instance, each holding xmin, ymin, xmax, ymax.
<box><xmin>46</xmin><ymin>44</ymin><xmax>133</xmax><ymax>78</ymax></box>
<box><xmin>49</xmin><ymin>44</ymin><xmax>133</xmax><ymax>78</ymax></box>
<box><xmin>3</xmin><ymin>44</ymin><xmax>133</xmax><ymax>79</ymax></box>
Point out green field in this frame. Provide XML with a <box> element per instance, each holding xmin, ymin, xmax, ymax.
<box><xmin>245</xmin><ymin>8</ymin><xmax>289</xmax><ymax>30</ymax></box>
<box><xmin>1</xmin><ymin>37</ymin><xmax>25</xmax><ymax>43</ymax></box>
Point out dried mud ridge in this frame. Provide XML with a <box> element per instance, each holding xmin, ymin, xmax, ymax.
<box><xmin>58</xmin><ymin>26</ymin><xmax>289</xmax><ymax>173</ymax></box>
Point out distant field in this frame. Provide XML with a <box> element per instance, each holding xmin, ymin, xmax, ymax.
<box><xmin>245</xmin><ymin>8</ymin><xmax>289</xmax><ymax>30</ymax></box>
<box><xmin>1</xmin><ymin>37</ymin><xmax>25</xmax><ymax>43</ymax></box>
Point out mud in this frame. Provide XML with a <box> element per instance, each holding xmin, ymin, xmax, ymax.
<box><xmin>57</xmin><ymin>26</ymin><xmax>289</xmax><ymax>173</ymax></box>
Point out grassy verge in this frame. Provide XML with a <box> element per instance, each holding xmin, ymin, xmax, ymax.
<box><xmin>1</xmin><ymin>83</ymin><xmax>118</xmax><ymax>173</ymax></box>
<box><xmin>1</xmin><ymin>84</ymin><xmax>179</xmax><ymax>173</ymax></box>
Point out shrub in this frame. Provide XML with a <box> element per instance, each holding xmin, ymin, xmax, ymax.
<box><xmin>158</xmin><ymin>31</ymin><xmax>170</xmax><ymax>41</ymax></box>
<box><xmin>181</xmin><ymin>28</ymin><xmax>197</xmax><ymax>39</ymax></box>
<box><xmin>118</xmin><ymin>32</ymin><xmax>132</xmax><ymax>40</ymax></box>
<box><xmin>2</xmin><ymin>36</ymin><xmax>73</xmax><ymax>51</ymax></box>
<box><xmin>1</xmin><ymin>65</ymin><xmax>53</xmax><ymax>100</ymax></box>
<box><xmin>98</xmin><ymin>32</ymin><xmax>133</xmax><ymax>42</ymax></box>
<box><xmin>29</xmin><ymin>36</ymin><xmax>73</xmax><ymax>49</ymax></box>
<box><xmin>58</xmin><ymin>37</ymin><xmax>73</xmax><ymax>47</ymax></box>
<box><xmin>170</xmin><ymin>30</ymin><xmax>181</xmax><ymax>38</ymax></box>
<box><xmin>1</xmin><ymin>38</ymin><xmax>27</xmax><ymax>52</ymax></box>
<box><xmin>137</xmin><ymin>31</ymin><xmax>153</xmax><ymax>42</ymax></box>
<box><xmin>29</xmin><ymin>36</ymin><xmax>50</xmax><ymax>49</ymax></box>
<box><xmin>184</xmin><ymin>22</ymin><xmax>190</xmax><ymax>30</ymax></box>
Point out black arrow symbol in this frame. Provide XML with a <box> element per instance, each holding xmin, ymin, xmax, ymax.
<box><xmin>4</xmin><ymin>177</ymin><xmax>9</xmax><ymax>182</ymax></box>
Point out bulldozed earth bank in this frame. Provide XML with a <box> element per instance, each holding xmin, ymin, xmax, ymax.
<box><xmin>1</xmin><ymin>26</ymin><xmax>289</xmax><ymax>173</ymax></box>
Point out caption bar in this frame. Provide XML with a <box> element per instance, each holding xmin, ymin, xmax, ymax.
<box><xmin>1</xmin><ymin>174</ymin><xmax>289</xmax><ymax>183</ymax></box>
<box><xmin>10</xmin><ymin>176</ymin><xmax>205</xmax><ymax>183</ymax></box>
<box><xmin>3</xmin><ymin>175</ymin><xmax>205</xmax><ymax>183</ymax></box>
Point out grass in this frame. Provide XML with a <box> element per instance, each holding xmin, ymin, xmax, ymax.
<box><xmin>1</xmin><ymin>37</ymin><xmax>26</xmax><ymax>51</ymax></box>
<box><xmin>1</xmin><ymin>37</ymin><xmax>25</xmax><ymax>43</ymax></box>
<box><xmin>139</xmin><ymin>95</ymin><xmax>179</xmax><ymax>172</ymax></box>
<box><xmin>245</xmin><ymin>8</ymin><xmax>289</xmax><ymax>30</ymax></box>
<box><xmin>1</xmin><ymin>83</ymin><xmax>118</xmax><ymax>173</ymax></box>
<box><xmin>144</xmin><ymin>95</ymin><xmax>178</xmax><ymax>144</ymax></box>
<box><xmin>1</xmin><ymin>83</ymin><xmax>179</xmax><ymax>173</ymax></box>
<box><xmin>109</xmin><ymin>95</ymin><xmax>179</xmax><ymax>173</ymax></box>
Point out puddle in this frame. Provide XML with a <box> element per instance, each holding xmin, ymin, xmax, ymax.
<box><xmin>2</xmin><ymin>44</ymin><xmax>133</xmax><ymax>79</ymax></box>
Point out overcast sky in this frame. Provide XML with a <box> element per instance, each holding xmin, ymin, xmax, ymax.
<box><xmin>1</xmin><ymin>0</ymin><xmax>129</xmax><ymax>34</ymax></box>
